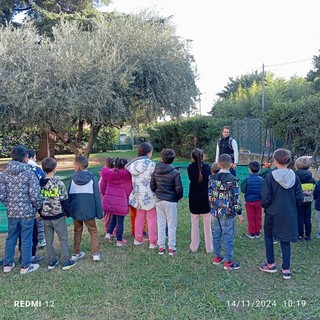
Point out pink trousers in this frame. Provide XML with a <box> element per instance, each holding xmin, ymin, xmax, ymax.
<box><xmin>135</xmin><ymin>208</ymin><xmax>157</xmax><ymax>244</ymax></box>
<box><xmin>189</xmin><ymin>213</ymin><xmax>213</xmax><ymax>253</ymax></box>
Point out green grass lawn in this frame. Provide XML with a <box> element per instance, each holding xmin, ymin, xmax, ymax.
<box><xmin>0</xmin><ymin>198</ymin><xmax>319</xmax><ymax>320</ymax></box>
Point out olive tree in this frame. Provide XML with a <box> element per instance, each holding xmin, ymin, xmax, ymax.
<box><xmin>0</xmin><ymin>13</ymin><xmax>199</xmax><ymax>156</ymax></box>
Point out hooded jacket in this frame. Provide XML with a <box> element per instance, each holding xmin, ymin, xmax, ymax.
<box><xmin>125</xmin><ymin>156</ymin><xmax>156</xmax><ymax>210</ymax></box>
<box><xmin>150</xmin><ymin>162</ymin><xmax>183</xmax><ymax>202</ymax></box>
<box><xmin>100</xmin><ymin>167</ymin><xmax>132</xmax><ymax>216</ymax></box>
<box><xmin>0</xmin><ymin>160</ymin><xmax>43</xmax><ymax>218</ymax></box>
<box><xmin>261</xmin><ymin>169</ymin><xmax>304</xmax><ymax>242</ymax></box>
<box><xmin>295</xmin><ymin>169</ymin><xmax>315</xmax><ymax>203</ymax></box>
<box><xmin>68</xmin><ymin>170</ymin><xmax>103</xmax><ymax>221</ymax></box>
<box><xmin>40</xmin><ymin>177</ymin><xmax>70</xmax><ymax>220</ymax></box>
<box><xmin>28</xmin><ymin>159</ymin><xmax>45</xmax><ymax>180</ymax></box>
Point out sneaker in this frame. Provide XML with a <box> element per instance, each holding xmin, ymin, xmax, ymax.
<box><xmin>134</xmin><ymin>239</ymin><xmax>147</xmax><ymax>245</ymax></box>
<box><xmin>38</xmin><ymin>239</ymin><xmax>46</xmax><ymax>247</ymax></box>
<box><xmin>317</xmin><ymin>233</ymin><xmax>320</xmax><ymax>239</ymax></box>
<box><xmin>20</xmin><ymin>263</ymin><xmax>39</xmax><ymax>274</ymax></box>
<box><xmin>246</xmin><ymin>233</ymin><xmax>255</xmax><ymax>239</ymax></box>
<box><xmin>116</xmin><ymin>240</ymin><xmax>128</xmax><ymax>247</ymax></box>
<box><xmin>255</xmin><ymin>232</ymin><xmax>262</xmax><ymax>239</ymax></box>
<box><xmin>168</xmin><ymin>248</ymin><xmax>177</xmax><ymax>256</ymax></box>
<box><xmin>93</xmin><ymin>253</ymin><xmax>101</xmax><ymax>261</ymax></box>
<box><xmin>259</xmin><ymin>262</ymin><xmax>277</xmax><ymax>273</ymax></box>
<box><xmin>273</xmin><ymin>238</ymin><xmax>278</xmax><ymax>244</ymax></box>
<box><xmin>213</xmin><ymin>256</ymin><xmax>225</xmax><ymax>265</ymax></box>
<box><xmin>48</xmin><ymin>259</ymin><xmax>59</xmax><ymax>270</ymax></box>
<box><xmin>62</xmin><ymin>260</ymin><xmax>76</xmax><ymax>270</ymax></box>
<box><xmin>223</xmin><ymin>261</ymin><xmax>241</xmax><ymax>270</ymax></box>
<box><xmin>32</xmin><ymin>255</ymin><xmax>44</xmax><ymax>264</ymax></box>
<box><xmin>298</xmin><ymin>236</ymin><xmax>303</xmax><ymax>242</ymax></box>
<box><xmin>71</xmin><ymin>252</ymin><xmax>85</xmax><ymax>261</ymax></box>
<box><xmin>3</xmin><ymin>263</ymin><xmax>15</xmax><ymax>273</ymax></box>
<box><xmin>149</xmin><ymin>243</ymin><xmax>157</xmax><ymax>249</ymax></box>
<box><xmin>281</xmin><ymin>268</ymin><xmax>291</xmax><ymax>280</ymax></box>
<box><xmin>158</xmin><ymin>247</ymin><xmax>166</xmax><ymax>255</ymax></box>
<box><xmin>304</xmin><ymin>236</ymin><xmax>311</xmax><ymax>242</ymax></box>
<box><xmin>104</xmin><ymin>233</ymin><xmax>112</xmax><ymax>242</ymax></box>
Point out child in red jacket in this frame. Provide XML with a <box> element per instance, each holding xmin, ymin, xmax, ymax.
<box><xmin>100</xmin><ymin>158</ymin><xmax>132</xmax><ymax>247</ymax></box>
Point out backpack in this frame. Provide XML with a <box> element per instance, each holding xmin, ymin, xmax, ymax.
<box><xmin>208</xmin><ymin>174</ymin><xmax>241</xmax><ymax>218</ymax></box>
<box><xmin>301</xmin><ymin>182</ymin><xmax>315</xmax><ymax>202</ymax></box>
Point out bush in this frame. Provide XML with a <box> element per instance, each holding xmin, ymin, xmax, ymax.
<box><xmin>0</xmin><ymin>129</ymin><xmax>42</xmax><ymax>158</ymax></box>
<box><xmin>147</xmin><ymin>116</ymin><xmax>226</xmax><ymax>161</ymax></box>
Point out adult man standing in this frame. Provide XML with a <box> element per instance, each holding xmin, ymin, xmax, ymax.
<box><xmin>215</xmin><ymin>126</ymin><xmax>239</xmax><ymax>176</ymax></box>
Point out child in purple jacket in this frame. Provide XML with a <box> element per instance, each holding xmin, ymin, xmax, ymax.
<box><xmin>100</xmin><ymin>158</ymin><xmax>132</xmax><ymax>247</ymax></box>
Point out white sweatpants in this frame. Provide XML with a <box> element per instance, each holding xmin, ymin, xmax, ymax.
<box><xmin>156</xmin><ymin>200</ymin><xmax>178</xmax><ymax>250</ymax></box>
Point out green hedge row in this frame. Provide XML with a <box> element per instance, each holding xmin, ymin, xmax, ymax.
<box><xmin>146</xmin><ymin>116</ymin><xmax>227</xmax><ymax>161</ymax></box>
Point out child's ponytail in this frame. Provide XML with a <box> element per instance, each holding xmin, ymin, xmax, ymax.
<box><xmin>191</xmin><ymin>148</ymin><xmax>204</xmax><ymax>183</ymax></box>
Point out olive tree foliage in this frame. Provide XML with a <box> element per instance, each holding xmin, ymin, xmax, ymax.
<box><xmin>0</xmin><ymin>13</ymin><xmax>199</xmax><ymax>156</ymax></box>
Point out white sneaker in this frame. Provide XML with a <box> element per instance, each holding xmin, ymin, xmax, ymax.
<box><xmin>38</xmin><ymin>239</ymin><xmax>46</xmax><ymax>247</ymax></box>
<box><xmin>20</xmin><ymin>263</ymin><xmax>39</xmax><ymax>274</ymax></box>
<box><xmin>71</xmin><ymin>252</ymin><xmax>85</xmax><ymax>261</ymax></box>
<box><xmin>104</xmin><ymin>233</ymin><xmax>112</xmax><ymax>241</ymax></box>
<box><xmin>134</xmin><ymin>239</ymin><xmax>146</xmax><ymax>246</ymax></box>
<box><xmin>93</xmin><ymin>253</ymin><xmax>101</xmax><ymax>261</ymax></box>
<box><xmin>3</xmin><ymin>263</ymin><xmax>15</xmax><ymax>273</ymax></box>
<box><xmin>149</xmin><ymin>243</ymin><xmax>158</xmax><ymax>249</ymax></box>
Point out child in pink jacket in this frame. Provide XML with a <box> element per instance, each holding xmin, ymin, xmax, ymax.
<box><xmin>100</xmin><ymin>158</ymin><xmax>132</xmax><ymax>247</ymax></box>
<box><xmin>99</xmin><ymin>157</ymin><xmax>114</xmax><ymax>237</ymax></box>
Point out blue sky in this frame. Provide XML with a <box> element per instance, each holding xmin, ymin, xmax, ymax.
<box><xmin>107</xmin><ymin>0</ymin><xmax>320</xmax><ymax>114</ymax></box>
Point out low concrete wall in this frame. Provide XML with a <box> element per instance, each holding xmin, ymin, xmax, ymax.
<box><xmin>239</xmin><ymin>153</ymin><xmax>266</xmax><ymax>165</ymax></box>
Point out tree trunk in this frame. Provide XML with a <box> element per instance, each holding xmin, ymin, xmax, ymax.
<box><xmin>37</xmin><ymin>129</ymin><xmax>56</xmax><ymax>160</ymax></box>
<box><xmin>51</xmin><ymin>127</ymin><xmax>84</xmax><ymax>156</ymax></box>
<box><xmin>83</xmin><ymin>124</ymin><xmax>103</xmax><ymax>158</ymax></box>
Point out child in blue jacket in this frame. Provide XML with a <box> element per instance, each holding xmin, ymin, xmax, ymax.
<box><xmin>69</xmin><ymin>156</ymin><xmax>103</xmax><ymax>262</ymax></box>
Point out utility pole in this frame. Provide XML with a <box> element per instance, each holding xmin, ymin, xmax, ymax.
<box><xmin>261</xmin><ymin>63</ymin><xmax>265</xmax><ymax>163</ymax></box>
<box><xmin>261</xmin><ymin>63</ymin><xmax>265</xmax><ymax>114</ymax></box>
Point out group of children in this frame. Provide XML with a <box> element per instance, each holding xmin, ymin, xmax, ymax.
<box><xmin>0</xmin><ymin>145</ymin><xmax>103</xmax><ymax>273</ymax></box>
<box><xmin>0</xmin><ymin>143</ymin><xmax>319</xmax><ymax>280</ymax></box>
<box><xmin>100</xmin><ymin>143</ymin><xmax>183</xmax><ymax>256</ymax></box>
<box><xmin>239</xmin><ymin>150</ymin><xmax>320</xmax><ymax>279</ymax></box>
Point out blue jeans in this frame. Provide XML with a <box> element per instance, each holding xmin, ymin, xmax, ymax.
<box><xmin>213</xmin><ymin>216</ymin><xmax>235</xmax><ymax>262</ymax></box>
<box><xmin>18</xmin><ymin>218</ymin><xmax>38</xmax><ymax>256</ymax></box>
<box><xmin>265</xmin><ymin>235</ymin><xmax>291</xmax><ymax>270</ymax></box>
<box><xmin>4</xmin><ymin>217</ymin><xmax>34</xmax><ymax>267</ymax></box>
<box><xmin>108</xmin><ymin>215</ymin><xmax>125</xmax><ymax>241</ymax></box>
